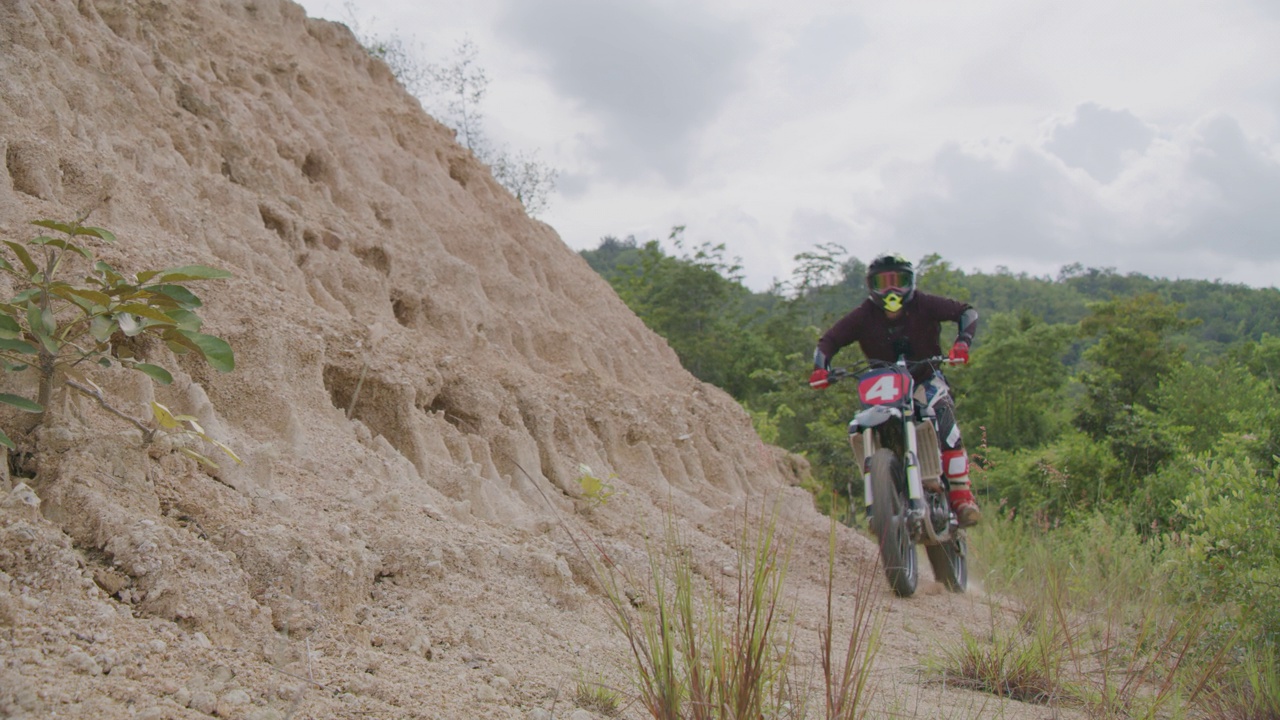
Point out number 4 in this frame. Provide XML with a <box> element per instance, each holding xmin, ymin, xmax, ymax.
<box><xmin>864</xmin><ymin>375</ymin><xmax>899</xmax><ymax>402</ymax></box>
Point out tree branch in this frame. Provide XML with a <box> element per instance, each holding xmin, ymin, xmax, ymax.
<box><xmin>64</xmin><ymin>378</ymin><xmax>156</xmax><ymax>442</ymax></box>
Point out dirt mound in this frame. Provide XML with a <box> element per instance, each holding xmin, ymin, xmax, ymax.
<box><xmin>0</xmin><ymin>2</ymin><xmax>1060</xmax><ymax>718</ymax></box>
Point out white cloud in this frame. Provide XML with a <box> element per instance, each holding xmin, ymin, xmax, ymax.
<box><xmin>298</xmin><ymin>0</ymin><xmax>1280</xmax><ymax>291</ymax></box>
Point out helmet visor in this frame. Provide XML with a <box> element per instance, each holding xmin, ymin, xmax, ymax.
<box><xmin>869</xmin><ymin>270</ymin><xmax>911</xmax><ymax>293</ymax></box>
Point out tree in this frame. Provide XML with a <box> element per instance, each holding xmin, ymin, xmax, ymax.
<box><xmin>427</xmin><ymin>37</ymin><xmax>489</xmax><ymax>153</ymax></box>
<box><xmin>346</xmin><ymin>22</ymin><xmax>560</xmax><ymax>216</ymax></box>
<box><xmin>957</xmin><ymin>311</ymin><xmax>1072</xmax><ymax>451</ymax></box>
<box><xmin>1073</xmin><ymin>293</ymin><xmax>1195</xmax><ymax>482</ymax></box>
<box><xmin>423</xmin><ymin>38</ymin><xmax>558</xmax><ymax>216</ymax></box>
<box><xmin>1074</xmin><ymin>293</ymin><xmax>1193</xmax><ymax>438</ymax></box>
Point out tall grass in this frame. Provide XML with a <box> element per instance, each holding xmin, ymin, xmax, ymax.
<box><xmin>595</xmin><ymin>508</ymin><xmax>796</xmax><ymax>719</ymax></box>
<box><xmin>592</xmin><ymin>505</ymin><xmax>884</xmax><ymax>719</ymax></box>
<box><xmin>819</xmin><ymin>520</ymin><xmax>883</xmax><ymax>720</ymax></box>
<box><xmin>941</xmin><ymin>510</ymin><xmax>1252</xmax><ymax>718</ymax></box>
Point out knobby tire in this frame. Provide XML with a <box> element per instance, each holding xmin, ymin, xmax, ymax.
<box><xmin>925</xmin><ymin>536</ymin><xmax>967</xmax><ymax>593</ymax></box>
<box><xmin>869</xmin><ymin>449</ymin><xmax>918</xmax><ymax>597</ymax></box>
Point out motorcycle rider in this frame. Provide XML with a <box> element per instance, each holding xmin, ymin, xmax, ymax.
<box><xmin>808</xmin><ymin>253</ymin><xmax>982</xmax><ymax>526</ymax></box>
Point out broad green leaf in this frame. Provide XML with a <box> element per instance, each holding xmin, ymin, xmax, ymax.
<box><xmin>53</xmin><ymin>289</ymin><xmax>96</xmax><ymax>314</ymax></box>
<box><xmin>89</xmin><ymin>315</ymin><xmax>117</xmax><ymax>343</ymax></box>
<box><xmin>209</xmin><ymin>437</ymin><xmax>242</xmax><ymax>464</ymax></box>
<box><xmin>0</xmin><ymin>257</ymin><xmax>14</xmax><ymax>273</ymax></box>
<box><xmin>31</xmin><ymin>236</ymin><xmax>92</xmax><ymax>259</ymax></box>
<box><xmin>164</xmin><ymin>308</ymin><xmax>202</xmax><ymax>332</ymax></box>
<box><xmin>0</xmin><ymin>338</ymin><xmax>37</xmax><ymax>355</ymax></box>
<box><xmin>151</xmin><ymin>402</ymin><xmax>182</xmax><ymax>430</ymax></box>
<box><xmin>0</xmin><ymin>315</ymin><xmax>21</xmax><ymax>339</ymax></box>
<box><xmin>114</xmin><ymin>304</ymin><xmax>177</xmax><ymax>325</ymax></box>
<box><xmin>66</xmin><ymin>286</ymin><xmax>114</xmax><ymax>306</ymax></box>
<box><xmin>179</xmin><ymin>447</ymin><xmax>219</xmax><ymax>469</ymax></box>
<box><xmin>35</xmin><ymin>330</ymin><xmax>62</xmax><ymax>356</ymax></box>
<box><xmin>176</xmin><ymin>330</ymin><xmax>234</xmax><ymax>372</ymax></box>
<box><xmin>98</xmin><ymin>357</ymin><xmax>112</xmax><ymax>368</ymax></box>
<box><xmin>132</xmin><ymin>363</ymin><xmax>174</xmax><ymax>385</ymax></box>
<box><xmin>164</xmin><ymin>336</ymin><xmax>192</xmax><ymax>355</ymax></box>
<box><xmin>0</xmin><ymin>428</ymin><xmax>13</xmax><ymax>450</ymax></box>
<box><xmin>31</xmin><ymin>219</ymin><xmax>75</xmax><ymax>234</ymax></box>
<box><xmin>25</xmin><ymin>305</ymin><xmax>54</xmax><ymax>337</ymax></box>
<box><xmin>154</xmin><ymin>265</ymin><xmax>233</xmax><ymax>283</ymax></box>
<box><xmin>4</xmin><ymin>241</ymin><xmax>38</xmax><ymax>276</ymax></box>
<box><xmin>94</xmin><ymin>260</ymin><xmax>122</xmax><ymax>283</ymax></box>
<box><xmin>0</xmin><ymin>393</ymin><xmax>42</xmax><ymax>413</ymax></box>
<box><xmin>151</xmin><ymin>284</ymin><xmax>202</xmax><ymax>308</ymax></box>
<box><xmin>76</xmin><ymin>226</ymin><xmax>116</xmax><ymax>243</ymax></box>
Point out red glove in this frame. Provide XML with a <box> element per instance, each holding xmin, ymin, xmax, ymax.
<box><xmin>809</xmin><ymin>368</ymin><xmax>829</xmax><ymax>389</ymax></box>
<box><xmin>949</xmin><ymin>341</ymin><xmax>970</xmax><ymax>365</ymax></box>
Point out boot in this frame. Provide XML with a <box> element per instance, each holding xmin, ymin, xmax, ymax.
<box><xmin>948</xmin><ymin>487</ymin><xmax>981</xmax><ymax>527</ymax></box>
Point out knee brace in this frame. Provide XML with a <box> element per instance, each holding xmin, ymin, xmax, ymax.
<box><xmin>942</xmin><ymin>448</ymin><xmax>970</xmax><ymax>487</ymax></box>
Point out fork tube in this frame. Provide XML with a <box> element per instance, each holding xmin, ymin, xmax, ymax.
<box><xmin>862</xmin><ymin>429</ymin><xmax>874</xmax><ymax>508</ymax></box>
<box><xmin>905</xmin><ymin>420</ymin><xmax>925</xmax><ymax>501</ymax></box>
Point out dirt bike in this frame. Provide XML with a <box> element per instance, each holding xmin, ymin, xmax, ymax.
<box><xmin>826</xmin><ymin>355</ymin><xmax>968</xmax><ymax>597</ymax></box>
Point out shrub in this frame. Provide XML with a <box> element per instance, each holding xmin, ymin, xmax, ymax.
<box><xmin>0</xmin><ymin>218</ymin><xmax>235</xmax><ymax>462</ymax></box>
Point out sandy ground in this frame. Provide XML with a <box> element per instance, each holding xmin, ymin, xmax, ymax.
<box><xmin>0</xmin><ymin>2</ymin><xmax>1079</xmax><ymax>718</ymax></box>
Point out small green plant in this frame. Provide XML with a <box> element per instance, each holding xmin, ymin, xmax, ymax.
<box><xmin>576</xmin><ymin>463</ymin><xmax>616</xmax><ymax>506</ymax></box>
<box><xmin>0</xmin><ymin>217</ymin><xmax>235</xmax><ymax>459</ymax></box>
<box><xmin>574</xmin><ymin>672</ymin><xmax>623</xmax><ymax>717</ymax></box>
<box><xmin>938</xmin><ymin>624</ymin><xmax>1069</xmax><ymax>705</ymax></box>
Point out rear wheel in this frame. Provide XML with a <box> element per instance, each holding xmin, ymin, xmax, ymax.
<box><xmin>926</xmin><ymin>534</ymin><xmax>967</xmax><ymax>593</ymax></box>
<box><xmin>869</xmin><ymin>449</ymin><xmax>918</xmax><ymax>597</ymax></box>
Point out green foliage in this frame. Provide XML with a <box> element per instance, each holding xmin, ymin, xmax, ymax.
<box><xmin>0</xmin><ymin>218</ymin><xmax>234</xmax><ymax>454</ymax></box>
<box><xmin>914</xmin><ymin>253</ymin><xmax>971</xmax><ymax>302</ymax></box>
<box><xmin>606</xmin><ymin>228</ymin><xmax>779</xmax><ymax>398</ymax></box>
<box><xmin>975</xmin><ymin>430</ymin><xmax>1121</xmax><ymax>521</ymax></box>
<box><xmin>576</xmin><ymin>463</ymin><xmax>616</xmax><ymax>507</ymax></box>
<box><xmin>957</xmin><ymin>311</ymin><xmax>1072</xmax><ymax>450</ymax></box>
<box><xmin>1175</xmin><ymin>452</ymin><xmax>1280</xmax><ymax>643</ymax></box>
<box><xmin>1074</xmin><ymin>293</ymin><xmax>1194</xmax><ymax>442</ymax></box>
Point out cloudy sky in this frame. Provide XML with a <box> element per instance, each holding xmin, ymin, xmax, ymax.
<box><xmin>297</xmin><ymin>0</ymin><xmax>1280</xmax><ymax>291</ymax></box>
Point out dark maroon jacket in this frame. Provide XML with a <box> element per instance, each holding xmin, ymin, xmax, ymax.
<box><xmin>816</xmin><ymin>292</ymin><xmax>977</xmax><ymax>381</ymax></box>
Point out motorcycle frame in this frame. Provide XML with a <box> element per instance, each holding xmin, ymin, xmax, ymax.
<box><xmin>849</xmin><ymin>366</ymin><xmax>954</xmax><ymax>546</ymax></box>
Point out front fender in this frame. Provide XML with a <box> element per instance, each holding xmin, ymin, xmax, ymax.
<box><xmin>848</xmin><ymin>405</ymin><xmax>902</xmax><ymax>434</ymax></box>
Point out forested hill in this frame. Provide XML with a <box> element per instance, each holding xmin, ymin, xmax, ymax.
<box><xmin>582</xmin><ymin>234</ymin><xmax>1280</xmax><ymax>355</ymax></box>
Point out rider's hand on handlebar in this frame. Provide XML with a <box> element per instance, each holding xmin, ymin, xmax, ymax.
<box><xmin>809</xmin><ymin>368</ymin><xmax>829</xmax><ymax>389</ymax></box>
<box><xmin>948</xmin><ymin>341</ymin><xmax>970</xmax><ymax>365</ymax></box>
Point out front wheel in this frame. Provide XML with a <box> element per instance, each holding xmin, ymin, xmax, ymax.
<box><xmin>926</xmin><ymin>535</ymin><xmax>967</xmax><ymax>593</ymax></box>
<box><xmin>869</xmin><ymin>449</ymin><xmax>918</xmax><ymax>597</ymax></box>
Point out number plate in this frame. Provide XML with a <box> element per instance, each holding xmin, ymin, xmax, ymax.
<box><xmin>858</xmin><ymin>369</ymin><xmax>908</xmax><ymax>406</ymax></box>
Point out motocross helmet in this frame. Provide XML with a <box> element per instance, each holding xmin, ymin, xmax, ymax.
<box><xmin>866</xmin><ymin>254</ymin><xmax>915</xmax><ymax>313</ymax></box>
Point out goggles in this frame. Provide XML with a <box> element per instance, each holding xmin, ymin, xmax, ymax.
<box><xmin>869</xmin><ymin>270</ymin><xmax>911</xmax><ymax>293</ymax></box>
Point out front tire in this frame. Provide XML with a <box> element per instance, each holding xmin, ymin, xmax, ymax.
<box><xmin>926</xmin><ymin>535</ymin><xmax>967</xmax><ymax>593</ymax></box>
<box><xmin>869</xmin><ymin>449</ymin><xmax>918</xmax><ymax>597</ymax></box>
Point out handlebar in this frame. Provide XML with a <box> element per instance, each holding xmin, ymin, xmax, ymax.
<box><xmin>823</xmin><ymin>356</ymin><xmax>959</xmax><ymax>385</ymax></box>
